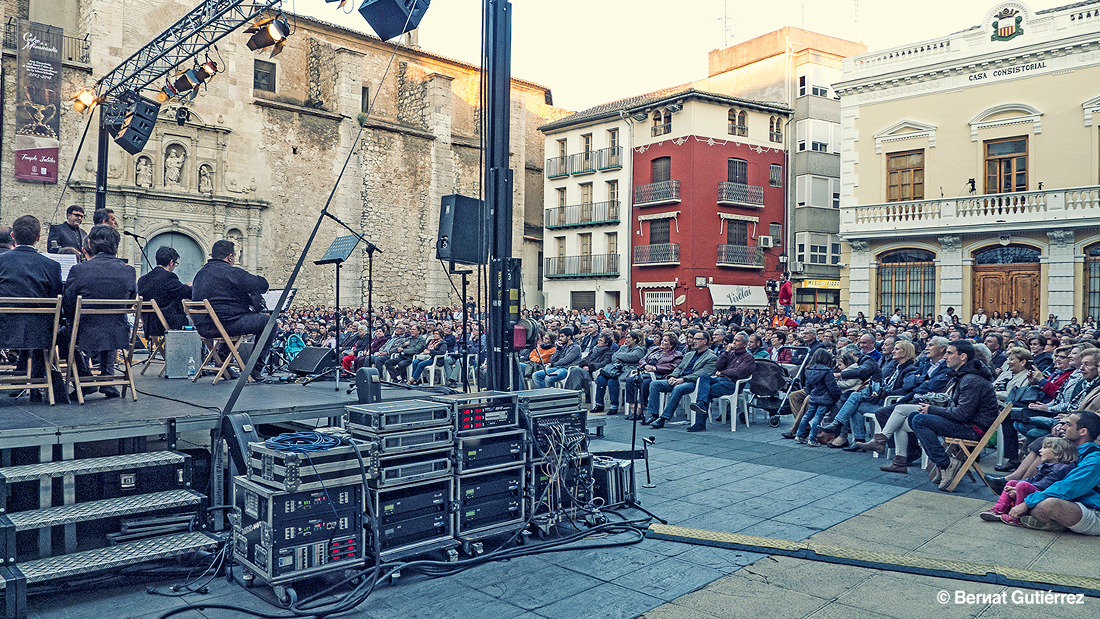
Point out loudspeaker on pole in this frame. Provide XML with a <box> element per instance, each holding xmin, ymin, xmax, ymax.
<box><xmin>436</xmin><ymin>194</ymin><xmax>487</xmax><ymax>266</ymax></box>
<box><xmin>358</xmin><ymin>0</ymin><xmax>431</xmax><ymax>42</ymax></box>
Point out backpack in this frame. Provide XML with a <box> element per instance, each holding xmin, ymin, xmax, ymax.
<box><xmin>750</xmin><ymin>358</ymin><xmax>788</xmax><ymax>396</ymax></box>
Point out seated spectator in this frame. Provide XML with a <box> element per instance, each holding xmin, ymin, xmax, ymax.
<box><xmin>981</xmin><ymin>436</ymin><xmax>1077</xmax><ymax>525</ymax></box>
<box><xmin>409</xmin><ymin>328</ymin><xmax>448</xmax><ymax>384</ymax></box>
<box><xmin>644</xmin><ymin>330</ymin><xmax>717</xmax><ymax>429</ymax></box>
<box><xmin>687</xmin><ymin>332</ymin><xmax>755</xmax><ymax>432</ymax></box>
<box><xmin>533</xmin><ymin>328</ymin><xmax>581</xmax><ymax>388</ymax></box>
<box><xmin>384</xmin><ymin>324</ymin><xmax>426</xmax><ymax>382</ymax></box>
<box><xmin>624</xmin><ymin>333</ymin><xmax>681</xmax><ymax>421</ymax></box>
<box><xmin>593</xmin><ymin>330</ymin><xmax>646</xmax><ymax>415</ymax></box>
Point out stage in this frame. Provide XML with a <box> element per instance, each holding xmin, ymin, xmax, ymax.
<box><xmin>0</xmin><ymin>371</ymin><xmax>445</xmax><ymax>450</ymax></box>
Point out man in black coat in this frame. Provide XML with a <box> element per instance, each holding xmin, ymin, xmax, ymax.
<box><xmin>61</xmin><ymin>225</ymin><xmax>137</xmax><ymax>398</ymax></box>
<box><xmin>138</xmin><ymin>246</ymin><xmax>191</xmax><ymax>335</ymax></box>
<box><xmin>47</xmin><ymin>205</ymin><xmax>87</xmax><ymax>253</ymax></box>
<box><xmin>191</xmin><ymin>240</ymin><xmax>271</xmax><ymax>381</ymax></box>
<box><xmin>0</xmin><ymin>215</ymin><xmax>63</xmax><ymax>401</ymax></box>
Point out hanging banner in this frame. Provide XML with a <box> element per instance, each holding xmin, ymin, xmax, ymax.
<box><xmin>14</xmin><ymin>19</ymin><xmax>63</xmax><ymax>183</ymax></box>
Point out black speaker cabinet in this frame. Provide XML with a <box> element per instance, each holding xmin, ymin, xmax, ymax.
<box><xmin>358</xmin><ymin>0</ymin><xmax>431</xmax><ymax>41</ymax></box>
<box><xmin>288</xmin><ymin>347</ymin><xmax>337</xmax><ymax>375</ymax></box>
<box><xmin>113</xmin><ymin>96</ymin><xmax>160</xmax><ymax>155</ymax></box>
<box><xmin>436</xmin><ymin>194</ymin><xmax>486</xmax><ymax>266</ymax></box>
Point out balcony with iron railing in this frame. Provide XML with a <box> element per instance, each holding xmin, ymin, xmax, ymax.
<box><xmin>570</xmin><ymin>151</ymin><xmax>596</xmax><ymax>175</ymax></box>
<box><xmin>545</xmin><ymin>253</ymin><xmax>620</xmax><ymax>278</ymax></box>
<box><xmin>716</xmin><ymin>244</ymin><xmax>765</xmax><ymax>268</ymax></box>
<box><xmin>546</xmin><ymin>156</ymin><xmax>569</xmax><ymax>179</ymax></box>
<box><xmin>544</xmin><ymin>200</ymin><xmax>620</xmax><ymax>229</ymax></box>
<box><xmin>634</xmin><ymin>180</ymin><xmax>680</xmax><ymax>207</ymax></box>
<box><xmin>633</xmin><ymin>243</ymin><xmax>680</xmax><ymax>266</ymax></box>
<box><xmin>717</xmin><ymin>182</ymin><xmax>764</xmax><ymax>208</ymax></box>
<box><xmin>728</xmin><ymin>123</ymin><xmax>748</xmax><ymax>137</ymax></box>
<box><xmin>596</xmin><ymin>147</ymin><xmax>622</xmax><ymax>171</ymax></box>
<box><xmin>3</xmin><ymin>21</ymin><xmax>90</xmax><ymax>64</ymax></box>
<box><xmin>770</xmin><ymin>131</ymin><xmax>783</xmax><ymax>143</ymax></box>
<box><xmin>652</xmin><ymin>123</ymin><xmax>672</xmax><ymax>137</ymax></box>
<box><xmin>840</xmin><ymin>185</ymin><xmax>1100</xmax><ymax>239</ymax></box>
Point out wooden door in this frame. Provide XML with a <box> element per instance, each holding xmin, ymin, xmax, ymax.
<box><xmin>973</xmin><ymin>265</ymin><xmax>1040</xmax><ymax>322</ymax></box>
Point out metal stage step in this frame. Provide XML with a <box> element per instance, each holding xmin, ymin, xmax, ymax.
<box><xmin>0</xmin><ymin>452</ymin><xmax>187</xmax><ymax>484</ymax></box>
<box><xmin>8</xmin><ymin>490</ymin><xmax>203</xmax><ymax>531</ymax></box>
<box><xmin>18</xmin><ymin>531</ymin><xmax>220</xmax><ymax>584</ymax></box>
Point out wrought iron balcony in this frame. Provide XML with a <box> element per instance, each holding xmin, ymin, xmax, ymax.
<box><xmin>596</xmin><ymin>147</ymin><xmax>623</xmax><ymax>171</ymax></box>
<box><xmin>633</xmin><ymin>243</ymin><xmax>680</xmax><ymax>266</ymax></box>
<box><xmin>717</xmin><ymin>182</ymin><xmax>765</xmax><ymax>208</ymax></box>
<box><xmin>634</xmin><ymin>180</ymin><xmax>681</xmax><ymax>207</ymax></box>
<box><xmin>545</xmin><ymin>200</ymin><xmax>620</xmax><ymax>229</ymax></box>
<box><xmin>728</xmin><ymin>123</ymin><xmax>748</xmax><ymax>137</ymax></box>
<box><xmin>770</xmin><ymin>131</ymin><xmax>783</xmax><ymax>143</ymax></box>
<box><xmin>3</xmin><ymin>22</ymin><xmax>90</xmax><ymax>64</ymax></box>
<box><xmin>545</xmin><ymin>253</ymin><xmax>620</xmax><ymax>278</ymax></box>
<box><xmin>840</xmin><ymin>186</ymin><xmax>1100</xmax><ymax>239</ymax></box>
<box><xmin>546</xmin><ymin>156</ymin><xmax>569</xmax><ymax>179</ymax></box>
<box><xmin>570</xmin><ymin>151</ymin><xmax>596</xmax><ymax>175</ymax></box>
<box><xmin>716</xmin><ymin>244</ymin><xmax>765</xmax><ymax>268</ymax></box>
<box><xmin>651</xmin><ymin>123</ymin><xmax>672</xmax><ymax>137</ymax></box>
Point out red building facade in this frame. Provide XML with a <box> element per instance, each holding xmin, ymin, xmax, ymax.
<box><xmin>630</xmin><ymin>92</ymin><xmax>790</xmax><ymax>314</ymax></box>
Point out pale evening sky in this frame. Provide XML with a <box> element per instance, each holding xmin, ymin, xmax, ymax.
<box><xmin>295</xmin><ymin>0</ymin><xmax>1069</xmax><ymax>112</ymax></box>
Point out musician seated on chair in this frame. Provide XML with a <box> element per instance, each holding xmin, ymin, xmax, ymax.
<box><xmin>137</xmin><ymin>246</ymin><xmax>191</xmax><ymax>336</ymax></box>
<box><xmin>60</xmin><ymin>224</ymin><xmax>137</xmax><ymax>399</ymax></box>
<box><xmin>909</xmin><ymin>339</ymin><xmax>1001</xmax><ymax>491</ymax></box>
<box><xmin>191</xmin><ymin>239</ymin><xmax>271</xmax><ymax>382</ymax></box>
<box><xmin>0</xmin><ymin>215</ymin><xmax>63</xmax><ymax>402</ymax></box>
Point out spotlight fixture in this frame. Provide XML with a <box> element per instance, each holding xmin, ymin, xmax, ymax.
<box><xmin>71</xmin><ymin>88</ymin><xmax>98</xmax><ymax>113</ymax></box>
<box><xmin>173</xmin><ymin>61</ymin><xmax>219</xmax><ymax>94</ymax></box>
<box><xmin>246</xmin><ymin>16</ymin><xmax>290</xmax><ymax>56</ymax></box>
<box><xmin>175</xmin><ymin>106</ymin><xmax>191</xmax><ymax>126</ymax></box>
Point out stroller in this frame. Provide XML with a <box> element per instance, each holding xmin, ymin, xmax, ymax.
<box><xmin>746</xmin><ymin>345</ymin><xmax>809</xmax><ymax>427</ymax></box>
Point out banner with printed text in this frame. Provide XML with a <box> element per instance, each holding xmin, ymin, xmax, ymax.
<box><xmin>14</xmin><ymin>19</ymin><xmax>62</xmax><ymax>183</ymax></box>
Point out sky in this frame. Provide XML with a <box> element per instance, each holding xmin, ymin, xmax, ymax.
<box><xmin>294</xmin><ymin>0</ymin><xmax>1071</xmax><ymax>111</ymax></box>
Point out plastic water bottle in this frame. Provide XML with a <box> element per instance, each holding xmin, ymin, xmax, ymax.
<box><xmin>188</xmin><ymin>357</ymin><xmax>197</xmax><ymax>379</ymax></box>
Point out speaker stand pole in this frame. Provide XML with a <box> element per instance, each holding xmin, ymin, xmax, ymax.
<box><xmin>94</xmin><ymin>106</ymin><xmax>109</xmax><ymax>211</ymax></box>
<box><xmin>451</xmin><ymin>261</ymin><xmax>473</xmax><ymax>392</ymax></box>
<box><xmin>334</xmin><ymin>261</ymin><xmax>342</xmax><ymax>391</ymax></box>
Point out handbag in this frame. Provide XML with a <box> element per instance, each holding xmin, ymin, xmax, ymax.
<box><xmin>599</xmin><ymin>362</ymin><xmax>625</xmax><ymax>379</ymax></box>
<box><xmin>414</xmin><ymin>353</ymin><xmax>430</xmax><ymax>361</ymax></box>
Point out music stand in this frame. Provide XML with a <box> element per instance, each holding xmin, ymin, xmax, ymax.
<box><xmin>313</xmin><ymin>235</ymin><xmax>360</xmax><ymax>390</ymax></box>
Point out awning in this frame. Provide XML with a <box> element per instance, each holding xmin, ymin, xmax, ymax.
<box><xmin>709</xmin><ymin>284</ymin><xmax>769</xmax><ymax>309</ymax></box>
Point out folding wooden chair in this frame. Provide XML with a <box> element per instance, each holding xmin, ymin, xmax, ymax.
<box><xmin>940</xmin><ymin>402</ymin><xmax>1014</xmax><ymax>493</ymax></box>
<box><xmin>181</xmin><ymin>299</ymin><xmax>250</xmax><ymax>385</ymax></box>
<box><xmin>139</xmin><ymin>299</ymin><xmax>170</xmax><ymax>376</ymax></box>
<box><xmin>0</xmin><ymin>296</ymin><xmax>63</xmax><ymax>405</ymax></box>
<box><xmin>67</xmin><ymin>296</ymin><xmax>141</xmax><ymax>404</ymax></box>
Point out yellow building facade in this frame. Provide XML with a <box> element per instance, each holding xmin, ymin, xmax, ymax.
<box><xmin>836</xmin><ymin>1</ymin><xmax>1100</xmax><ymax>326</ymax></box>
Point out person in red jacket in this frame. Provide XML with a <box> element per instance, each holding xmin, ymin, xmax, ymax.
<box><xmin>778</xmin><ymin>272</ymin><xmax>793</xmax><ymax>313</ymax></box>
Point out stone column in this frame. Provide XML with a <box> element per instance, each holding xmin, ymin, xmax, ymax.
<box><xmin>425</xmin><ymin>73</ymin><xmax>456</xmax><ymax>307</ymax></box>
<box><xmin>937</xmin><ymin>235</ymin><xmax>963</xmax><ymax>316</ymax></box>
<box><xmin>247</xmin><ymin>221</ymin><xmax>262</xmax><ymax>276</ymax></box>
<box><xmin>848</xmin><ymin>240</ymin><xmax>872</xmax><ymax>317</ymax></box>
<box><xmin>1047</xmin><ymin>230</ymin><xmax>1076</xmax><ymax>324</ymax></box>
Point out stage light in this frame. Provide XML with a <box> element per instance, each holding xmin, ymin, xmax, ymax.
<box><xmin>246</xmin><ymin>16</ymin><xmax>290</xmax><ymax>56</ymax></box>
<box><xmin>71</xmin><ymin>88</ymin><xmax>98</xmax><ymax>113</ymax></box>
<box><xmin>157</xmin><ymin>82</ymin><xmax>179</xmax><ymax>103</ymax></box>
<box><xmin>175</xmin><ymin>106</ymin><xmax>191</xmax><ymax>126</ymax></box>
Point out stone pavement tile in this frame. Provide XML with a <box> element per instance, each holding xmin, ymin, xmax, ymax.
<box><xmin>29</xmin><ymin>583</ymin><xmax>186</xmax><ymax>619</ymax></box>
<box><xmin>771</xmin><ymin>504</ymin><xmax>854</xmax><ymax>529</ymax></box>
<box><xmin>643</xmin><ymin>465</ymin><xmax>699</xmax><ymax>483</ymax></box>
<box><xmin>536</xmin><ymin>582</ymin><xmax>665</xmax><ymax>619</ymax></box>
<box><xmin>674</xmin><ymin>545</ymin><xmax>766</xmax><ymax>572</ymax></box>
<box><xmin>786</xmin><ymin>473</ymin><xmax>865</xmax><ymax>496</ymax></box>
<box><xmin>689</xmin><ymin>455</ymin><xmax>748</xmax><ymax>471</ymax></box>
<box><xmin>817</xmin><ymin>512</ymin><xmax>941</xmax><ymax>550</ymax></box>
<box><xmin>941</xmin><ymin>512</ymin><xmax>1060</xmax><ymax>546</ymax></box>
<box><xmin>638</xmin><ymin>479</ymin><xmax>714</xmax><ymax>500</ymax></box>
<box><xmin>455</xmin><ymin>553</ymin><xmax>555</xmax><ymax>587</ymax></box>
<box><xmin>807</xmin><ymin>528</ymin><xmax>919</xmax><ymax>555</ymax></box>
<box><xmin>970</xmin><ymin>594</ymin><xmax>1095</xmax><ymax>619</ymax></box>
<box><xmin>675</xmin><ymin>508</ymin><xmax>765</xmax><ymax>534</ymax></box>
<box><xmin>749</xmin><ymin>467</ymin><xmax>819</xmax><ymax>484</ymax></box>
<box><xmin>396</xmin><ymin>587</ymin><xmax>531</xmax><ymax>619</ymax></box>
<box><xmin>810</xmin><ymin>601</ymin><xmax>905</xmax><ymax>619</ymax></box>
<box><xmin>478</xmin><ymin>562</ymin><xmax>603</xmax><ymax>611</ymax></box>
<box><xmin>910</xmin><ymin>531</ymin><xmax>1047</xmax><ymax>570</ymax></box>
<box><xmin>811</xmin><ymin>483</ymin><xmax>909</xmax><ymax>515</ymax></box>
<box><xmin>678</xmin><ymin>575</ymin><xmax>827</xmax><ymax>618</ymax></box>
<box><xmin>690</xmin><ymin>464</ymin><xmax>751</xmax><ymax>485</ymax></box>
<box><xmin>822</xmin><ymin>461</ymin><xmax>906</xmax><ymax>483</ymax></box>
<box><xmin>731</xmin><ymin>494</ymin><xmax>815</xmax><ymax>519</ymax></box>
<box><xmin>678</xmin><ymin>442</ymin><xmax>736</xmax><ymax>457</ymax></box>
<box><xmin>638</xmin><ymin>537</ymin><xmax>695</xmax><ymax>558</ymax></box>
<box><xmin>734</xmin><ymin>555</ymin><xmax>875</xmax><ymax>600</ymax></box>
<box><xmin>636</xmin><ymin>604</ymin><xmax>724</xmax><ymax>619</ymax></box>
<box><xmin>644</xmin><ymin>498</ymin><xmax>723</xmax><ymax>524</ymax></box>
<box><xmin>736</xmin><ymin>519</ymin><xmax>820</xmax><ymax>540</ymax></box>
<box><xmin>1027</xmin><ymin>533</ymin><xmax>1100</xmax><ymax>578</ymax></box>
<box><xmin>744</xmin><ymin>451</ymin><xmax>830</xmax><ymax>470</ymax></box>
<box><xmin>678</xmin><ymin>484</ymin><xmax>770</xmax><ymax>508</ymax></box>
<box><xmin>759</xmin><ymin>481</ymin><xmax>840</xmax><ymax>503</ymax></box>
<box><xmin>837</xmin><ymin>572</ymin><xmax>1001</xmax><ymax>619</ymax></box>
<box><xmin>611</xmin><ymin>556</ymin><xmax>726</xmax><ymax>601</ymax></box>
<box><xmin>648</xmin><ymin>450</ymin><xmax>707</xmax><ymax>466</ymax></box>
<box><xmin>539</xmin><ymin>543</ymin><xmax>669</xmax><ymax>582</ymax></box>
<box><xmin>716</xmin><ymin>476</ymin><xmax>790</xmax><ymax>496</ymax></box>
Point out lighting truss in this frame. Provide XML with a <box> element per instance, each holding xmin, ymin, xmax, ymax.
<box><xmin>95</xmin><ymin>0</ymin><xmax>284</xmax><ymax>102</ymax></box>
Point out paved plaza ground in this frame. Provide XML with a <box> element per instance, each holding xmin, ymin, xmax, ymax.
<box><xmin>29</xmin><ymin>410</ymin><xmax>1099</xmax><ymax>619</ymax></box>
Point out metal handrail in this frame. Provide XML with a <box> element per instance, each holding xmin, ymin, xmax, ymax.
<box><xmin>634</xmin><ymin>243</ymin><xmax>680</xmax><ymax>264</ymax></box>
<box><xmin>545</xmin><ymin>253</ymin><xmax>620</xmax><ymax>277</ymax></box>
<box><xmin>544</xmin><ymin>200</ymin><xmax>621</xmax><ymax>228</ymax></box>
<box><xmin>634</xmin><ymin>180</ymin><xmax>681</xmax><ymax>206</ymax></box>
<box><xmin>717</xmin><ymin>182</ymin><xmax>764</xmax><ymax>206</ymax></box>
<box><xmin>717</xmin><ymin>244</ymin><xmax>764</xmax><ymax>266</ymax></box>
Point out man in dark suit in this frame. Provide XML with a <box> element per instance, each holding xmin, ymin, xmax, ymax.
<box><xmin>0</xmin><ymin>215</ymin><xmax>64</xmax><ymax>401</ymax></box>
<box><xmin>138</xmin><ymin>246</ymin><xmax>191</xmax><ymax>335</ymax></box>
<box><xmin>60</xmin><ymin>225</ymin><xmax>137</xmax><ymax>398</ymax></box>
<box><xmin>47</xmin><ymin>205</ymin><xmax>87</xmax><ymax>253</ymax></box>
<box><xmin>191</xmin><ymin>240</ymin><xmax>271</xmax><ymax>381</ymax></box>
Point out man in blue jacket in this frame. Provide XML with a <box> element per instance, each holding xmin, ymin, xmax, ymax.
<box><xmin>1009</xmin><ymin>411</ymin><xmax>1100</xmax><ymax>533</ymax></box>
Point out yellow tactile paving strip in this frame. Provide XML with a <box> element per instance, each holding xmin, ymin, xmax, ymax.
<box><xmin>647</xmin><ymin>523</ymin><xmax>1100</xmax><ymax>595</ymax></box>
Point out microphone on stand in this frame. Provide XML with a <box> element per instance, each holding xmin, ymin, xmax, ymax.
<box><xmin>123</xmin><ymin>230</ymin><xmax>146</xmax><ymax>240</ymax></box>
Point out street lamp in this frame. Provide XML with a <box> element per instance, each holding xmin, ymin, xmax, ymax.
<box><xmin>778</xmin><ymin>252</ymin><xmax>788</xmax><ymax>274</ymax></box>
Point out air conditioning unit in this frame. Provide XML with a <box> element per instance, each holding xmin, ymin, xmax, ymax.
<box><xmin>791</xmin><ymin>262</ymin><xmax>805</xmax><ymax>273</ymax></box>
<box><xmin>758</xmin><ymin>236</ymin><xmax>775</xmax><ymax>248</ymax></box>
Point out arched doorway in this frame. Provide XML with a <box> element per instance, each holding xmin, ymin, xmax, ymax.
<box><xmin>972</xmin><ymin>245</ymin><xmax>1040</xmax><ymax>322</ymax></box>
<box><xmin>143</xmin><ymin>232</ymin><xmax>204</xmax><ymax>285</ymax></box>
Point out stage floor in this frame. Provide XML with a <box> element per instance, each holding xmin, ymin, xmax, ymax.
<box><xmin>0</xmin><ymin>371</ymin><xmax>444</xmax><ymax>449</ymax></box>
